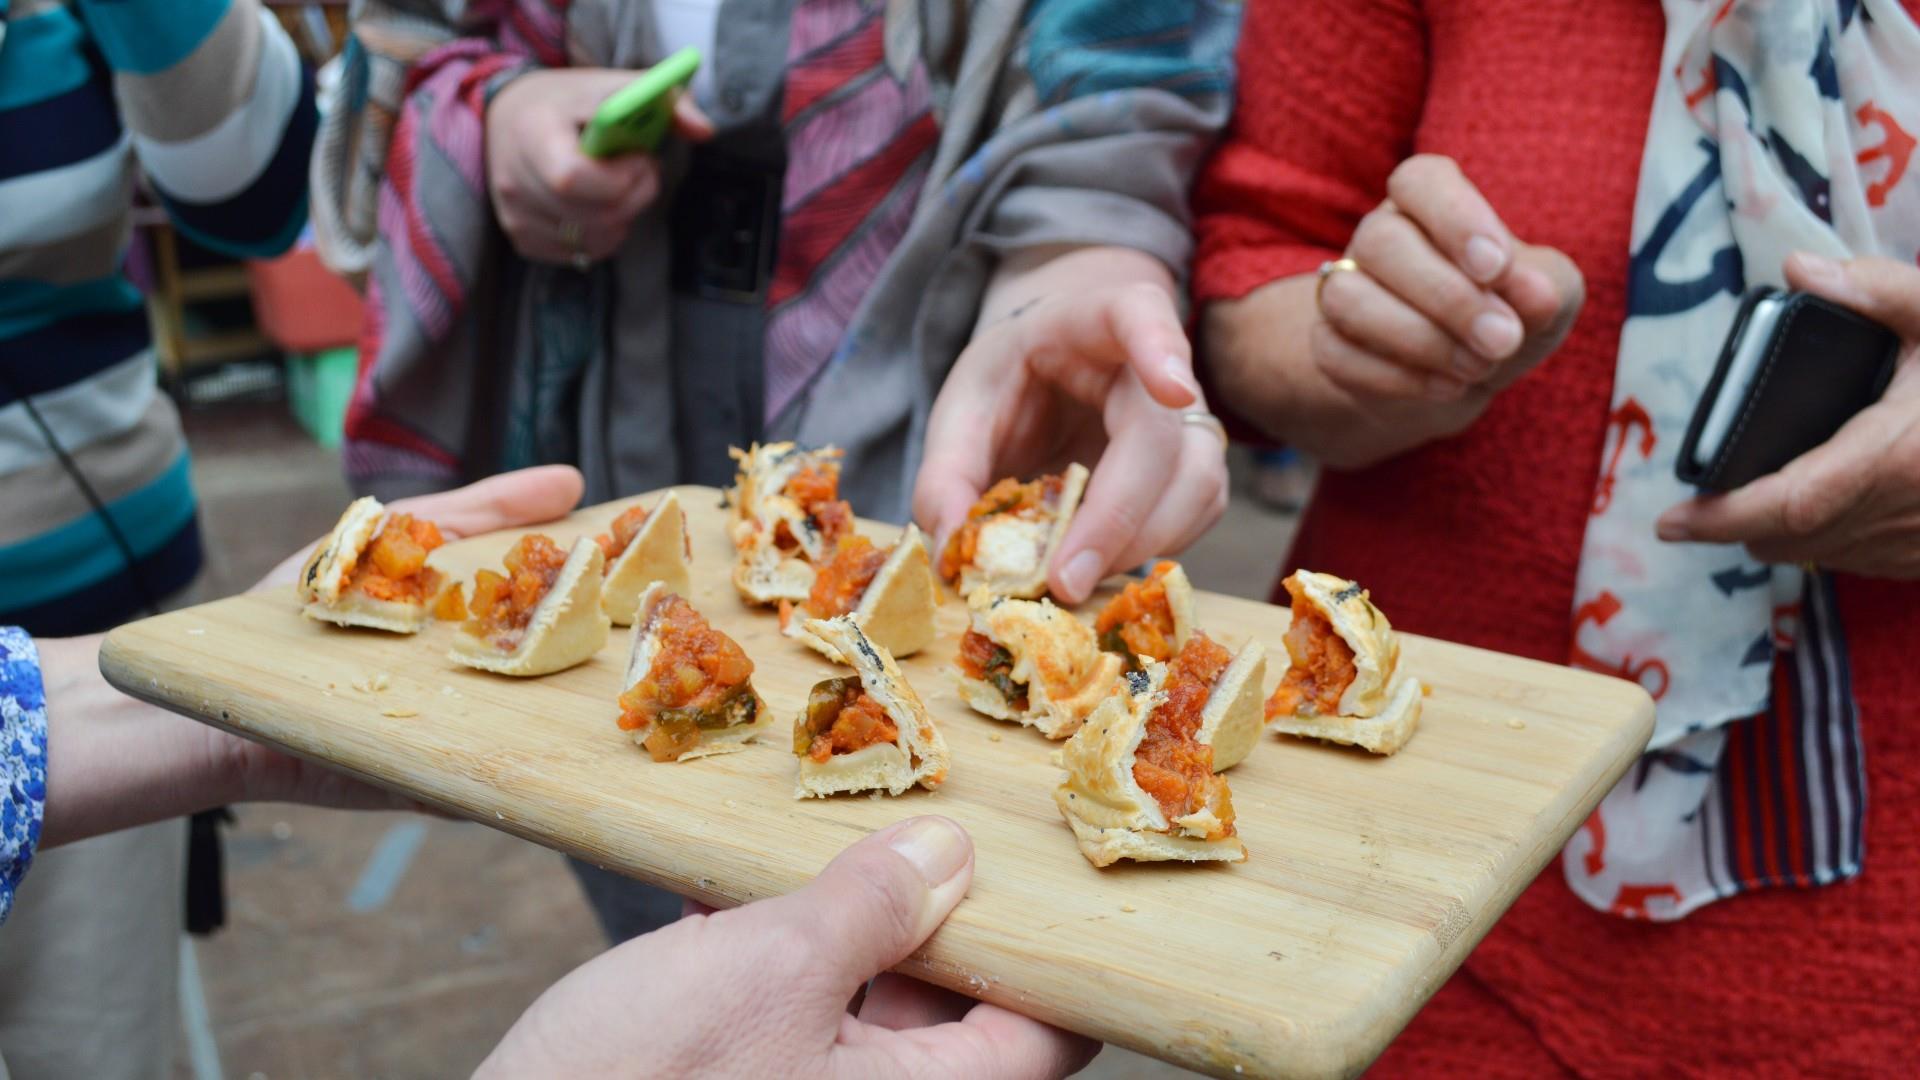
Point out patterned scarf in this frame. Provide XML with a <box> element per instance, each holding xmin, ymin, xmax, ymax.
<box><xmin>763</xmin><ymin>0</ymin><xmax>937</xmax><ymax>426</ymax></box>
<box><xmin>1565</xmin><ymin>0</ymin><xmax>1918</xmax><ymax>920</ymax></box>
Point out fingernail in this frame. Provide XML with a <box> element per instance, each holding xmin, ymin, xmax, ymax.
<box><xmin>1464</xmin><ymin>235</ymin><xmax>1508</xmax><ymax>283</ymax></box>
<box><xmin>888</xmin><ymin>817</ymin><xmax>972</xmax><ymax>940</ymax></box>
<box><xmin>1470</xmin><ymin>311</ymin><xmax>1522</xmax><ymax>359</ymax></box>
<box><xmin>889</xmin><ymin>817</ymin><xmax>970</xmax><ymax>885</ymax></box>
<box><xmin>1059</xmin><ymin>549</ymin><xmax>1103</xmax><ymax>600</ymax></box>
<box><xmin>1793</xmin><ymin>251</ymin><xmax>1843</xmax><ymax>288</ymax></box>
<box><xmin>1425</xmin><ymin>375</ymin><xmax>1469</xmax><ymax>402</ymax></box>
<box><xmin>1656</xmin><ymin>518</ymin><xmax>1692</xmax><ymax>542</ymax></box>
<box><xmin>1163</xmin><ymin>356</ymin><xmax>1201</xmax><ymax>400</ymax></box>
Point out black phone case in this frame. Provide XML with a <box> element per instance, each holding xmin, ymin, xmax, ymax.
<box><xmin>1675</xmin><ymin>287</ymin><xmax>1901</xmax><ymax>492</ymax></box>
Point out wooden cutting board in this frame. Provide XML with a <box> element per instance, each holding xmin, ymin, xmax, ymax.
<box><xmin>100</xmin><ymin>485</ymin><xmax>1652</xmax><ymax>1079</ymax></box>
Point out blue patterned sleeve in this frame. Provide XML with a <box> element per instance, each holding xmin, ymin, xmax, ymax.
<box><xmin>2</xmin><ymin>627</ymin><xmax>49</xmax><ymax>926</ymax></box>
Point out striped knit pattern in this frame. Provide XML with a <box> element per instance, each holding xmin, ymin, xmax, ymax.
<box><xmin>0</xmin><ymin>0</ymin><xmax>313</xmax><ymax>633</ymax></box>
<box><xmin>762</xmin><ymin>0</ymin><xmax>937</xmax><ymax>423</ymax></box>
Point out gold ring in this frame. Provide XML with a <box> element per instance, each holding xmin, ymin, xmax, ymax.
<box><xmin>559</xmin><ymin>220</ymin><xmax>589</xmax><ymax>271</ymax></box>
<box><xmin>1181</xmin><ymin>409</ymin><xmax>1228</xmax><ymax>453</ymax></box>
<box><xmin>1316</xmin><ymin>256</ymin><xmax>1358</xmax><ymax>313</ymax></box>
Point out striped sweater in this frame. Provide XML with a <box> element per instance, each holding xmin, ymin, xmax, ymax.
<box><xmin>0</xmin><ymin>0</ymin><xmax>313</xmax><ymax>634</ymax></box>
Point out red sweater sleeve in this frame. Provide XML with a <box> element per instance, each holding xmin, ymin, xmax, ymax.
<box><xmin>1192</xmin><ymin>0</ymin><xmax>1429</xmax><ymax>303</ymax></box>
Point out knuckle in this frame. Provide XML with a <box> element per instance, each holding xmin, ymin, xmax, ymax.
<box><xmin>846</xmin><ymin>858</ymin><xmax>925</xmax><ymax>947</ymax></box>
<box><xmin>1389</xmin><ymin>153</ymin><xmax>1459</xmax><ymax>198</ymax></box>
<box><xmin>1348</xmin><ymin>209</ymin><xmax>1400</xmax><ymax>264</ymax></box>
<box><xmin>1780</xmin><ymin>480</ymin><xmax>1834</xmax><ymax>538</ymax></box>
<box><xmin>1316</xmin><ymin>269</ymin><xmax>1363</xmax><ymax>328</ymax></box>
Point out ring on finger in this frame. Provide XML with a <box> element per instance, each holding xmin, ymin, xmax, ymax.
<box><xmin>1180</xmin><ymin>409</ymin><xmax>1228</xmax><ymax>454</ymax></box>
<box><xmin>1316</xmin><ymin>257</ymin><xmax>1359</xmax><ymax>315</ymax></box>
<box><xmin>559</xmin><ymin>220</ymin><xmax>589</xmax><ymax>272</ymax></box>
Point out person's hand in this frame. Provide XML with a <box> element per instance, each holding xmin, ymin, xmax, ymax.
<box><xmin>914</xmin><ymin>248</ymin><xmax>1227</xmax><ymax>604</ymax></box>
<box><xmin>484</xmin><ymin>68</ymin><xmax>712</xmax><ymax>266</ymax></box>
<box><xmin>1313</xmin><ymin>154</ymin><xmax>1585</xmax><ymax>420</ymax></box>
<box><xmin>1657</xmin><ymin>254</ymin><xmax>1920</xmax><ymax>577</ymax></box>
<box><xmin>480</xmin><ymin>816</ymin><xmax>1097</xmax><ymax>1079</ymax></box>
<box><xmin>234</xmin><ymin>467</ymin><xmax>587</xmax><ymax>809</ymax></box>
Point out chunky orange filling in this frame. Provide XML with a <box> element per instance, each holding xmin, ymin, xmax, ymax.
<box><xmin>617</xmin><ymin>596</ymin><xmax>755</xmax><ymax>762</ymax></box>
<box><xmin>464</xmin><ymin>534</ymin><xmax>569</xmax><ymax>650</ymax></box>
<box><xmin>1264</xmin><ymin>577</ymin><xmax>1358</xmax><ymax>719</ymax></box>
<box><xmin>806</xmin><ymin>535</ymin><xmax>889</xmax><ymax>617</ymax></box>
<box><xmin>344</xmin><ymin>513</ymin><xmax>444</xmax><ymax>604</ymax></box>
<box><xmin>796</xmin><ymin>677</ymin><xmax>898</xmax><ymax>763</ymax></box>
<box><xmin>937</xmin><ymin>473</ymin><xmax>1065</xmax><ymax>582</ymax></box>
<box><xmin>1095</xmin><ymin>560</ymin><xmax>1179</xmax><ymax>664</ymax></box>
<box><xmin>774</xmin><ymin>463</ymin><xmax>853</xmax><ymax>553</ymax></box>
<box><xmin>1132</xmin><ymin>633</ymin><xmax>1235</xmax><ymax>837</ymax></box>
<box><xmin>432</xmin><ymin>582</ymin><xmax>468</xmax><ymax>621</ymax></box>
<box><xmin>594</xmin><ymin>504</ymin><xmax>652</xmax><ymax>560</ymax></box>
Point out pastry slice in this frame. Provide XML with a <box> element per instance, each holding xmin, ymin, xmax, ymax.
<box><xmin>1054</xmin><ymin>660</ymin><xmax>1248</xmax><ymax>868</ymax></box>
<box><xmin>451</xmin><ymin>534</ymin><xmax>610</xmax><ymax>676</ymax></box>
<box><xmin>1094</xmin><ymin>560</ymin><xmax>1197</xmax><ymax>671</ymax></box>
<box><xmin>1177</xmin><ymin>631</ymin><xmax>1268</xmax><ymax>771</ymax></box>
<box><xmin>1264</xmin><ymin>570</ymin><xmax>1423</xmax><ymax>755</ymax></box>
<box><xmin>728</xmin><ymin>442</ymin><xmax>856</xmax><ymax>605</ymax></box>
<box><xmin>597</xmin><ymin>490</ymin><xmax>693</xmax><ymax>626</ymax></box>
<box><xmin>954</xmin><ymin>587</ymin><xmax>1121</xmax><ymax>739</ymax></box>
<box><xmin>792</xmin><ymin>616</ymin><xmax>949</xmax><ymax>798</ymax></box>
<box><xmin>936</xmin><ymin>464</ymin><xmax>1088</xmax><ymax>600</ymax></box>
<box><xmin>782</xmin><ymin>526</ymin><xmax>936</xmax><ymax>661</ymax></box>
<box><xmin>299</xmin><ymin>497</ymin><xmax>448</xmax><ymax>633</ymax></box>
<box><xmin>616</xmin><ymin>583</ymin><xmax>768</xmax><ymax>762</ymax></box>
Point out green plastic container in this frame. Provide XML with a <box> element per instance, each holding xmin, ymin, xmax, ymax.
<box><xmin>287</xmin><ymin>346</ymin><xmax>358</xmax><ymax>449</ymax></box>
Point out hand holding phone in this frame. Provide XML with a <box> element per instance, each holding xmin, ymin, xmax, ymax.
<box><xmin>1659</xmin><ymin>253</ymin><xmax>1920</xmax><ymax>580</ymax></box>
<box><xmin>580</xmin><ymin>47</ymin><xmax>702</xmax><ymax>158</ymax></box>
<box><xmin>1676</xmin><ymin>286</ymin><xmax>1901</xmax><ymax>492</ymax></box>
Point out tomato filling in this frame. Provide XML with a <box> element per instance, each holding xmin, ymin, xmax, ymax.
<box><xmin>464</xmin><ymin>534</ymin><xmax>569</xmax><ymax>651</ymax></box>
<box><xmin>795</xmin><ymin>676</ymin><xmax>898</xmax><ymax>763</ymax></box>
<box><xmin>774</xmin><ymin>463</ymin><xmax>853</xmax><ymax>553</ymax></box>
<box><xmin>433</xmin><ymin>582</ymin><xmax>468</xmax><ymax>621</ymax></box>
<box><xmin>957</xmin><ymin>628</ymin><xmax>1028</xmax><ymax>710</ymax></box>
<box><xmin>616</xmin><ymin>595</ymin><xmax>757</xmax><ymax>762</ymax></box>
<box><xmin>937</xmin><ymin>473</ymin><xmax>1065</xmax><ymax>582</ymax></box>
<box><xmin>344</xmin><ymin>513</ymin><xmax>444</xmax><ymax>604</ymax></box>
<box><xmin>594</xmin><ymin>504</ymin><xmax>652</xmax><ymax>560</ymax></box>
<box><xmin>806</xmin><ymin>534</ymin><xmax>889</xmax><ymax>618</ymax></box>
<box><xmin>1264</xmin><ymin>577</ymin><xmax>1359</xmax><ymax>719</ymax></box>
<box><xmin>1095</xmin><ymin>560</ymin><xmax>1180</xmax><ymax>669</ymax></box>
<box><xmin>1132</xmin><ymin>633</ymin><xmax>1235</xmax><ymax>837</ymax></box>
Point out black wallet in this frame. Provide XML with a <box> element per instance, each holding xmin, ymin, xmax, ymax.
<box><xmin>1675</xmin><ymin>287</ymin><xmax>1901</xmax><ymax>492</ymax></box>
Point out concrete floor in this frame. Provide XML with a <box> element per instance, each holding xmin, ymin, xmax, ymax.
<box><xmin>169</xmin><ymin>401</ymin><xmax>1305</xmax><ymax>1080</ymax></box>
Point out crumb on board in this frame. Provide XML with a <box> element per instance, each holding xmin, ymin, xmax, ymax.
<box><xmin>382</xmin><ymin>708</ymin><xmax>419</xmax><ymax>718</ymax></box>
<box><xmin>186</xmin><ymin>628</ymin><xmax>205</xmax><ymax>636</ymax></box>
<box><xmin>353</xmin><ymin>672</ymin><xmax>392</xmax><ymax>693</ymax></box>
<box><xmin>723</xmin><ymin>799</ymin><xmax>738</xmax><ymax>809</ymax></box>
<box><xmin>1120</xmin><ymin>903</ymin><xmax>1137</xmax><ymax>913</ymax></box>
<box><xmin>1422</xmin><ymin>684</ymin><xmax>1433</xmax><ymax>697</ymax></box>
<box><xmin>988</xmin><ymin>733</ymin><xmax>1002</xmax><ymax>743</ymax></box>
<box><xmin>1506</xmin><ymin>718</ymin><xmax>1526</xmax><ymax>730</ymax></box>
<box><xmin>440</xmin><ymin>685</ymin><xmax>456</xmax><ymax>697</ymax></box>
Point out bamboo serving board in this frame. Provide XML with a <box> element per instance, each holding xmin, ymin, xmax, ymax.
<box><xmin>100</xmin><ymin>485</ymin><xmax>1652</xmax><ymax>1078</ymax></box>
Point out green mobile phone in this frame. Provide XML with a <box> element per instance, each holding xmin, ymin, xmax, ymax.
<box><xmin>579</xmin><ymin>46</ymin><xmax>702</xmax><ymax>158</ymax></box>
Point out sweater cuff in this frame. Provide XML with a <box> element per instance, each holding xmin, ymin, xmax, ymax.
<box><xmin>1</xmin><ymin>627</ymin><xmax>49</xmax><ymax>927</ymax></box>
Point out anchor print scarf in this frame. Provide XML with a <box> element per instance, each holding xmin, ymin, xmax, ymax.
<box><xmin>1564</xmin><ymin>0</ymin><xmax>1919</xmax><ymax>920</ymax></box>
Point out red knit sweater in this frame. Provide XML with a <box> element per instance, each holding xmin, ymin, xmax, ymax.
<box><xmin>1194</xmin><ymin>1</ymin><xmax>1920</xmax><ymax>1074</ymax></box>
